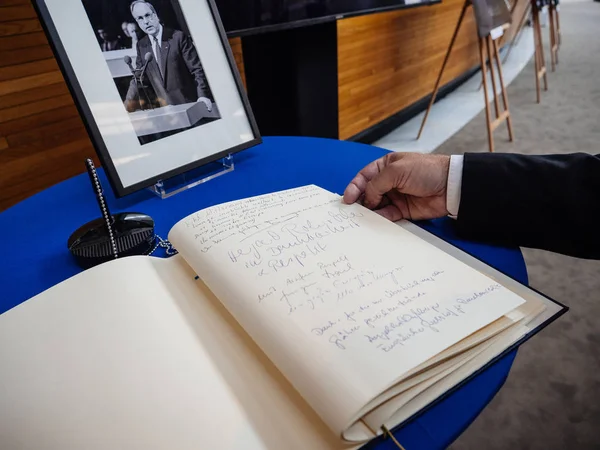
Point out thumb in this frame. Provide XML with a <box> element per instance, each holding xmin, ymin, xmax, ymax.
<box><xmin>363</xmin><ymin>164</ymin><xmax>402</xmax><ymax>210</ymax></box>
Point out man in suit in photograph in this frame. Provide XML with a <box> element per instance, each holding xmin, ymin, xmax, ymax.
<box><xmin>97</xmin><ymin>27</ymin><xmax>123</xmax><ymax>52</ymax></box>
<box><xmin>343</xmin><ymin>152</ymin><xmax>600</xmax><ymax>260</ymax></box>
<box><xmin>124</xmin><ymin>0</ymin><xmax>213</xmax><ymax>113</ymax></box>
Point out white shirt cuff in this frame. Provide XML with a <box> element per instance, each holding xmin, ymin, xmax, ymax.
<box><xmin>446</xmin><ymin>155</ymin><xmax>464</xmax><ymax>218</ymax></box>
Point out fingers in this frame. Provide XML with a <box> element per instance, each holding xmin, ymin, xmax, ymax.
<box><xmin>363</xmin><ymin>164</ymin><xmax>401</xmax><ymax>210</ymax></box>
<box><xmin>199</xmin><ymin>97</ymin><xmax>213</xmax><ymax>112</ymax></box>
<box><xmin>375</xmin><ymin>204</ymin><xmax>404</xmax><ymax>222</ymax></box>
<box><xmin>343</xmin><ymin>173</ymin><xmax>370</xmax><ymax>204</ymax></box>
<box><xmin>343</xmin><ymin>155</ymin><xmax>393</xmax><ymax>204</ymax></box>
<box><xmin>386</xmin><ymin>189</ymin><xmax>410</xmax><ymax>218</ymax></box>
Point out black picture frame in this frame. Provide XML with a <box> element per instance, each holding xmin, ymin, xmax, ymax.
<box><xmin>31</xmin><ymin>0</ymin><xmax>262</xmax><ymax>198</ymax></box>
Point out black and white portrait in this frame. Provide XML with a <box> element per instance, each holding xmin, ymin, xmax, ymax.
<box><xmin>35</xmin><ymin>0</ymin><xmax>258</xmax><ymax>196</ymax></box>
<box><xmin>82</xmin><ymin>0</ymin><xmax>222</xmax><ymax>145</ymax></box>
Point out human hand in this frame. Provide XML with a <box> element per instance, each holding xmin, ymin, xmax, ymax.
<box><xmin>343</xmin><ymin>152</ymin><xmax>451</xmax><ymax>221</ymax></box>
<box><xmin>198</xmin><ymin>97</ymin><xmax>213</xmax><ymax>112</ymax></box>
<box><xmin>124</xmin><ymin>99</ymin><xmax>138</xmax><ymax>113</ymax></box>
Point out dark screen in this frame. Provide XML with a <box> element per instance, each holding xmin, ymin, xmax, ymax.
<box><xmin>214</xmin><ymin>0</ymin><xmax>423</xmax><ymax>36</ymax></box>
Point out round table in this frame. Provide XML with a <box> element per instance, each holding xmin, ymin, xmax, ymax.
<box><xmin>0</xmin><ymin>136</ymin><xmax>527</xmax><ymax>450</ymax></box>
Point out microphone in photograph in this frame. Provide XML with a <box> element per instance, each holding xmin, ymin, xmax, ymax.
<box><xmin>140</xmin><ymin>52</ymin><xmax>153</xmax><ymax>79</ymax></box>
<box><xmin>124</xmin><ymin>55</ymin><xmax>135</xmax><ymax>74</ymax></box>
<box><xmin>139</xmin><ymin>52</ymin><xmax>154</xmax><ymax>111</ymax></box>
<box><xmin>124</xmin><ymin>55</ymin><xmax>144</xmax><ymax>111</ymax></box>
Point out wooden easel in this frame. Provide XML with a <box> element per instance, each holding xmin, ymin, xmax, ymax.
<box><xmin>417</xmin><ymin>0</ymin><xmax>514</xmax><ymax>153</ymax></box>
<box><xmin>531</xmin><ymin>0</ymin><xmax>549</xmax><ymax>102</ymax></box>
<box><xmin>476</xmin><ymin>0</ymin><xmax>528</xmax><ymax>89</ymax></box>
<box><xmin>548</xmin><ymin>0</ymin><xmax>561</xmax><ymax>71</ymax></box>
<box><xmin>553</xmin><ymin>0</ymin><xmax>562</xmax><ymax>47</ymax></box>
<box><xmin>501</xmin><ymin>0</ymin><xmax>532</xmax><ymax>65</ymax></box>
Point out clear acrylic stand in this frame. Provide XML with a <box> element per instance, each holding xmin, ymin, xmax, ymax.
<box><xmin>148</xmin><ymin>154</ymin><xmax>234</xmax><ymax>199</ymax></box>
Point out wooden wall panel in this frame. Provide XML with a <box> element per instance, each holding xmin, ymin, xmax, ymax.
<box><xmin>0</xmin><ymin>0</ymin><xmax>245</xmax><ymax>211</ymax></box>
<box><xmin>338</xmin><ymin>0</ymin><xmax>481</xmax><ymax>139</ymax></box>
<box><xmin>229</xmin><ymin>36</ymin><xmax>247</xmax><ymax>89</ymax></box>
<box><xmin>0</xmin><ymin>0</ymin><xmax>89</xmax><ymax>212</ymax></box>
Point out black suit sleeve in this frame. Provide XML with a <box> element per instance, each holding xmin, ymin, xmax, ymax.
<box><xmin>179</xmin><ymin>33</ymin><xmax>209</xmax><ymax>100</ymax></box>
<box><xmin>455</xmin><ymin>152</ymin><xmax>600</xmax><ymax>259</ymax></box>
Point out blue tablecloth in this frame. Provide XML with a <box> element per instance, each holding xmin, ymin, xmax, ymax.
<box><xmin>0</xmin><ymin>136</ymin><xmax>527</xmax><ymax>450</ymax></box>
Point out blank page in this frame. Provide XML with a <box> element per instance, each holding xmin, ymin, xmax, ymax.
<box><xmin>0</xmin><ymin>256</ymin><xmax>353</xmax><ymax>450</ymax></box>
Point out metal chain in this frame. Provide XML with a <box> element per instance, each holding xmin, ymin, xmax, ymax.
<box><xmin>146</xmin><ymin>235</ymin><xmax>178</xmax><ymax>257</ymax></box>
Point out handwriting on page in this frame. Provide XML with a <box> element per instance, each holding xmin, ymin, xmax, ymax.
<box><xmin>228</xmin><ymin>208</ymin><xmax>362</xmax><ymax>276</ymax></box>
<box><xmin>311</xmin><ymin>277</ymin><xmax>503</xmax><ymax>353</ymax></box>
<box><xmin>258</xmin><ymin>251</ymin><xmax>503</xmax><ymax>353</ymax></box>
<box><xmin>185</xmin><ymin>189</ymin><xmax>513</xmax><ymax>355</ymax></box>
<box><xmin>181</xmin><ymin>185</ymin><xmax>338</xmax><ymax>254</ymax></box>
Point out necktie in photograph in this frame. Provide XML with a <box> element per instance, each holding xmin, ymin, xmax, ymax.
<box><xmin>153</xmin><ymin>36</ymin><xmax>163</xmax><ymax>78</ymax></box>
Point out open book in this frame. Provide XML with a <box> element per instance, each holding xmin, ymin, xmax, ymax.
<box><xmin>0</xmin><ymin>186</ymin><xmax>566</xmax><ymax>450</ymax></box>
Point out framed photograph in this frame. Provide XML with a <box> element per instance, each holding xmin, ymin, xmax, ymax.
<box><xmin>32</xmin><ymin>0</ymin><xmax>261</xmax><ymax>197</ymax></box>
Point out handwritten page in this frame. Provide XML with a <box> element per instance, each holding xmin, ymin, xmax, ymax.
<box><xmin>168</xmin><ymin>185</ymin><xmax>526</xmax><ymax>437</ymax></box>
